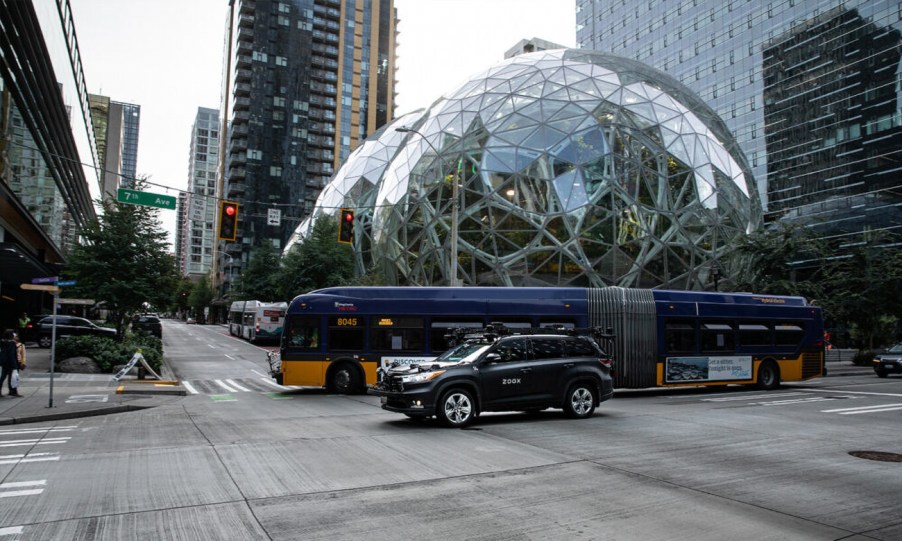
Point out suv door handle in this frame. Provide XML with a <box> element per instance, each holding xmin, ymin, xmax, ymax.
<box><xmin>520</xmin><ymin>368</ymin><xmax>532</xmax><ymax>373</ymax></box>
<box><xmin>563</xmin><ymin>363</ymin><xmax>575</xmax><ymax>368</ymax></box>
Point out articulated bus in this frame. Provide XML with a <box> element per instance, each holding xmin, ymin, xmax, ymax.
<box><xmin>272</xmin><ymin>286</ymin><xmax>824</xmax><ymax>394</ymax></box>
<box><xmin>229</xmin><ymin>300</ymin><xmax>287</xmax><ymax>343</ymax></box>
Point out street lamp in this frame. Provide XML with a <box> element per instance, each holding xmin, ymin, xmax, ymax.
<box><xmin>396</xmin><ymin>126</ymin><xmax>460</xmax><ymax>287</ymax></box>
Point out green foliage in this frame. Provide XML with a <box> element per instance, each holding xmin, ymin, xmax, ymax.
<box><xmin>853</xmin><ymin>350</ymin><xmax>877</xmax><ymax>367</ymax></box>
<box><xmin>63</xmin><ymin>191</ymin><xmax>178</xmax><ymax>340</ymax></box>
<box><xmin>188</xmin><ymin>275</ymin><xmax>214</xmax><ymax>323</ymax></box>
<box><xmin>233</xmin><ymin>242</ymin><xmax>282</xmax><ymax>300</ymax></box>
<box><xmin>55</xmin><ymin>334</ymin><xmax>162</xmax><ymax>373</ymax></box>
<box><xmin>171</xmin><ymin>277</ymin><xmax>194</xmax><ymax>314</ymax></box>
<box><xmin>278</xmin><ymin>215</ymin><xmax>355</xmax><ymax>300</ymax></box>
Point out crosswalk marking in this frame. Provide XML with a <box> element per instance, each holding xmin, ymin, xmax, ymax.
<box><xmin>225</xmin><ymin>379</ymin><xmax>251</xmax><ymax>392</ymax></box>
<box><xmin>182</xmin><ymin>381</ymin><xmax>199</xmax><ymax>395</ymax></box>
<box><xmin>0</xmin><ymin>452</ymin><xmax>61</xmax><ymax>465</ymax></box>
<box><xmin>0</xmin><ymin>480</ymin><xmax>46</xmax><ymax>499</ymax></box>
<box><xmin>181</xmin><ymin>377</ymin><xmax>300</xmax><ymax>396</ymax></box>
<box><xmin>0</xmin><ymin>526</ymin><xmax>24</xmax><ymax>536</ymax></box>
<box><xmin>214</xmin><ymin>379</ymin><xmax>240</xmax><ymax>392</ymax></box>
<box><xmin>0</xmin><ymin>426</ymin><xmax>76</xmax><ymax>436</ymax></box>
<box><xmin>822</xmin><ymin>403</ymin><xmax>902</xmax><ymax>415</ymax></box>
<box><xmin>0</xmin><ymin>437</ymin><xmax>70</xmax><ymax>448</ymax></box>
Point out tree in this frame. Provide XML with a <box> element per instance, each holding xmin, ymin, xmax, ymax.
<box><xmin>64</xmin><ymin>197</ymin><xmax>177</xmax><ymax>340</ymax></box>
<box><xmin>171</xmin><ymin>277</ymin><xmax>194</xmax><ymax>317</ymax></box>
<box><xmin>188</xmin><ymin>275</ymin><xmax>214</xmax><ymax>324</ymax></box>
<box><xmin>233</xmin><ymin>242</ymin><xmax>281</xmax><ymax>301</ymax></box>
<box><xmin>279</xmin><ymin>215</ymin><xmax>355</xmax><ymax>300</ymax></box>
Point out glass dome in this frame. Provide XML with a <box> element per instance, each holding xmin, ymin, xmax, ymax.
<box><xmin>295</xmin><ymin>49</ymin><xmax>762</xmax><ymax>289</ymax></box>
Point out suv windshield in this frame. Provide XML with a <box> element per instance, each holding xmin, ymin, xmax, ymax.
<box><xmin>887</xmin><ymin>343</ymin><xmax>902</xmax><ymax>353</ymax></box>
<box><xmin>435</xmin><ymin>341</ymin><xmax>492</xmax><ymax>364</ymax></box>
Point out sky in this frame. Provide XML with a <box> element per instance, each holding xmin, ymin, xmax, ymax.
<box><xmin>71</xmin><ymin>0</ymin><xmax>576</xmax><ymax>249</ymax></box>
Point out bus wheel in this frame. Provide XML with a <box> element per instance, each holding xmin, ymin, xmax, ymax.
<box><xmin>329</xmin><ymin>364</ymin><xmax>360</xmax><ymax>394</ymax></box>
<box><xmin>437</xmin><ymin>388</ymin><xmax>475</xmax><ymax>428</ymax></box>
<box><xmin>563</xmin><ymin>383</ymin><xmax>596</xmax><ymax>419</ymax></box>
<box><xmin>757</xmin><ymin>360</ymin><xmax>781</xmax><ymax>390</ymax></box>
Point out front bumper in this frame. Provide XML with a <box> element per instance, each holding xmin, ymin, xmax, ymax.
<box><xmin>371</xmin><ymin>384</ymin><xmax>438</xmax><ymax>416</ymax></box>
<box><xmin>874</xmin><ymin>359</ymin><xmax>902</xmax><ymax>374</ymax></box>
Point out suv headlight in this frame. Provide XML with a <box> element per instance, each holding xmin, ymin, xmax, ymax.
<box><xmin>400</xmin><ymin>371</ymin><xmax>445</xmax><ymax>384</ymax></box>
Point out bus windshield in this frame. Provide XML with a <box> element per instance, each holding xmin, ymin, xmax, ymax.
<box><xmin>436</xmin><ymin>342</ymin><xmax>492</xmax><ymax>364</ymax></box>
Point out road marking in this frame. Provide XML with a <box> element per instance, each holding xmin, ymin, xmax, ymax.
<box><xmin>226</xmin><ymin>379</ymin><xmax>252</xmax><ymax>392</ymax></box>
<box><xmin>0</xmin><ymin>480</ymin><xmax>46</xmax><ymax>489</ymax></box>
<box><xmin>0</xmin><ymin>437</ymin><xmax>70</xmax><ymax>448</ymax></box>
<box><xmin>822</xmin><ymin>403</ymin><xmax>902</xmax><ymax>415</ymax></box>
<box><xmin>0</xmin><ymin>480</ymin><xmax>46</xmax><ymax>498</ymax></box>
<box><xmin>758</xmin><ymin>396</ymin><xmax>848</xmax><ymax>406</ymax></box>
<box><xmin>215</xmin><ymin>379</ymin><xmax>239</xmax><ymax>392</ymax></box>
<box><xmin>207</xmin><ymin>344</ymin><xmax>217</xmax><ymax>349</ymax></box>
<box><xmin>224</xmin><ymin>355</ymin><xmax>235</xmax><ymax>360</ymax></box>
<box><xmin>209</xmin><ymin>394</ymin><xmax>236</xmax><ymax>402</ymax></box>
<box><xmin>0</xmin><ymin>489</ymin><xmax>43</xmax><ymax>498</ymax></box>
<box><xmin>0</xmin><ymin>426</ymin><xmax>76</xmax><ymax>436</ymax></box>
<box><xmin>182</xmin><ymin>381</ymin><xmax>199</xmax><ymax>395</ymax></box>
<box><xmin>251</xmin><ymin>369</ymin><xmax>270</xmax><ymax>378</ymax></box>
<box><xmin>702</xmin><ymin>392</ymin><xmax>808</xmax><ymax>402</ymax></box>
<box><xmin>0</xmin><ymin>454</ymin><xmax>60</xmax><ymax>465</ymax></box>
<box><xmin>265</xmin><ymin>392</ymin><xmax>292</xmax><ymax>400</ymax></box>
<box><xmin>0</xmin><ymin>526</ymin><xmax>24</xmax><ymax>536</ymax></box>
<box><xmin>803</xmin><ymin>389</ymin><xmax>902</xmax><ymax>398</ymax></box>
<box><xmin>257</xmin><ymin>377</ymin><xmax>294</xmax><ymax>391</ymax></box>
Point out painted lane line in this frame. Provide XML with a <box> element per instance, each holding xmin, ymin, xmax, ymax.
<box><xmin>0</xmin><ymin>480</ymin><xmax>46</xmax><ymax>489</ymax></box>
<box><xmin>758</xmin><ymin>396</ymin><xmax>845</xmax><ymax>406</ymax></box>
<box><xmin>0</xmin><ymin>456</ymin><xmax>60</xmax><ymax>465</ymax></box>
<box><xmin>0</xmin><ymin>426</ymin><xmax>76</xmax><ymax>436</ymax></box>
<box><xmin>0</xmin><ymin>489</ymin><xmax>44</xmax><ymax>498</ymax></box>
<box><xmin>214</xmin><ymin>379</ymin><xmax>239</xmax><ymax>392</ymax></box>
<box><xmin>822</xmin><ymin>402</ymin><xmax>902</xmax><ymax>413</ymax></box>
<box><xmin>804</xmin><ymin>389</ymin><xmax>902</xmax><ymax>398</ymax></box>
<box><xmin>207</xmin><ymin>344</ymin><xmax>217</xmax><ymax>349</ymax></box>
<box><xmin>703</xmin><ymin>392</ymin><xmax>808</xmax><ymax>402</ymax></box>
<box><xmin>0</xmin><ymin>438</ymin><xmax>70</xmax><ymax>448</ymax></box>
<box><xmin>225</xmin><ymin>379</ymin><xmax>252</xmax><ymax>392</ymax></box>
<box><xmin>181</xmin><ymin>381</ymin><xmax>199</xmax><ymax>395</ymax></box>
<box><xmin>0</xmin><ymin>526</ymin><xmax>24</xmax><ymax>535</ymax></box>
<box><xmin>835</xmin><ymin>406</ymin><xmax>902</xmax><ymax>415</ymax></box>
<box><xmin>224</xmin><ymin>355</ymin><xmax>235</xmax><ymax>360</ymax></box>
<box><xmin>0</xmin><ymin>453</ymin><xmax>56</xmax><ymax>460</ymax></box>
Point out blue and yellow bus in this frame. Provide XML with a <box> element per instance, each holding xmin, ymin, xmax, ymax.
<box><xmin>273</xmin><ymin>286</ymin><xmax>824</xmax><ymax>394</ymax></box>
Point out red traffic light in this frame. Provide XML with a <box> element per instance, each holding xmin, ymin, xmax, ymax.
<box><xmin>218</xmin><ymin>201</ymin><xmax>240</xmax><ymax>241</ymax></box>
<box><xmin>338</xmin><ymin>208</ymin><xmax>354</xmax><ymax>244</ymax></box>
<box><xmin>225</xmin><ymin>205</ymin><xmax>236</xmax><ymax>216</ymax></box>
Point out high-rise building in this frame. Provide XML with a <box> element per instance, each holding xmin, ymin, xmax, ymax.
<box><xmin>88</xmin><ymin>95</ymin><xmax>141</xmax><ymax>198</ymax></box>
<box><xmin>0</xmin><ymin>0</ymin><xmax>101</xmax><ymax>320</ymax></box>
<box><xmin>179</xmin><ymin>107</ymin><xmax>220</xmax><ymax>278</ymax></box>
<box><xmin>218</xmin><ymin>0</ymin><xmax>397</xmax><ymax>291</ymax></box>
<box><xmin>576</xmin><ymin>1</ymin><xmax>902</xmax><ymax>242</ymax></box>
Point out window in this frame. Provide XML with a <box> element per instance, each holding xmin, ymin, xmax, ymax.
<box><xmin>270</xmin><ymin>166</ymin><xmax>282</xmax><ymax>176</ymax></box>
<box><xmin>567</xmin><ymin>337</ymin><xmax>600</xmax><ymax>357</ymax></box>
<box><xmin>493</xmin><ymin>338</ymin><xmax>529</xmax><ymax>362</ymax></box>
<box><xmin>286</xmin><ymin>315</ymin><xmax>320</xmax><ymax>350</ymax></box>
<box><xmin>531</xmin><ymin>338</ymin><xmax>565</xmax><ymax>360</ymax></box>
<box><xmin>665</xmin><ymin>321</ymin><xmax>695</xmax><ymax>353</ymax></box>
<box><xmin>701</xmin><ymin>321</ymin><xmax>735</xmax><ymax>352</ymax></box>
<box><xmin>370</xmin><ymin>316</ymin><xmax>424</xmax><ymax>352</ymax></box>
<box><xmin>327</xmin><ymin>315</ymin><xmax>364</xmax><ymax>351</ymax></box>
<box><xmin>774</xmin><ymin>323</ymin><xmax>804</xmax><ymax>347</ymax></box>
<box><xmin>739</xmin><ymin>323</ymin><xmax>771</xmax><ymax>347</ymax></box>
<box><xmin>248</xmin><ymin>149</ymin><xmax>262</xmax><ymax>160</ymax></box>
<box><xmin>273</xmin><ymin>97</ymin><xmax>286</xmax><ymax>107</ymax></box>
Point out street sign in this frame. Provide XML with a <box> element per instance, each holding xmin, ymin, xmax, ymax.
<box><xmin>21</xmin><ymin>283</ymin><xmax>60</xmax><ymax>293</ymax></box>
<box><xmin>267</xmin><ymin>208</ymin><xmax>281</xmax><ymax>226</ymax></box>
<box><xmin>190</xmin><ymin>194</ymin><xmax>206</xmax><ymax>222</ymax></box>
<box><xmin>117</xmin><ymin>188</ymin><xmax>177</xmax><ymax>210</ymax></box>
<box><xmin>58</xmin><ymin>298</ymin><xmax>95</xmax><ymax>305</ymax></box>
<box><xmin>32</xmin><ymin>276</ymin><xmax>59</xmax><ymax>284</ymax></box>
<box><xmin>56</xmin><ymin>280</ymin><xmax>77</xmax><ymax>287</ymax></box>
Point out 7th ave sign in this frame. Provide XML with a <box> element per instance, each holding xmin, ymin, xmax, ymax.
<box><xmin>117</xmin><ymin>188</ymin><xmax>176</xmax><ymax>210</ymax></box>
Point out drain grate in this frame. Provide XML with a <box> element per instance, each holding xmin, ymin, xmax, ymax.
<box><xmin>849</xmin><ymin>451</ymin><xmax>902</xmax><ymax>463</ymax></box>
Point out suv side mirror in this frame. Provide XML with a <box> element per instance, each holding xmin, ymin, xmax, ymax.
<box><xmin>483</xmin><ymin>352</ymin><xmax>501</xmax><ymax>364</ymax></box>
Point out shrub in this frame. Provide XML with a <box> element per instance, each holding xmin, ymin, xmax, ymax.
<box><xmin>55</xmin><ymin>334</ymin><xmax>162</xmax><ymax>373</ymax></box>
<box><xmin>852</xmin><ymin>350</ymin><xmax>876</xmax><ymax>367</ymax></box>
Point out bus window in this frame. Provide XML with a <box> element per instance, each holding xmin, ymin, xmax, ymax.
<box><xmin>701</xmin><ymin>321</ymin><xmax>735</xmax><ymax>352</ymax></box>
<box><xmin>371</xmin><ymin>316</ymin><xmax>424</xmax><ymax>352</ymax></box>
<box><xmin>739</xmin><ymin>323</ymin><xmax>772</xmax><ymax>347</ymax></box>
<box><xmin>430</xmin><ymin>319</ymin><xmax>483</xmax><ymax>353</ymax></box>
<box><xmin>328</xmin><ymin>315</ymin><xmax>365</xmax><ymax>351</ymax></box>
<box><xmin>493</xmin><ymin>319</ymin><xmax>532</xmax><ymax>328</ymax></box>
<box><xmin>285</xmin><ymin>315</ymin><xmax>320</xmax><ymax>349</ymax></box>
<box><xmin>774</xmin><ymin>323</ymin><xmax>804</xmax><ymax>346</ymax></box>
<box><xmin>664</xmin><ymin>321</ymin><xmax>696</xmax><ymax>353</ymax></box>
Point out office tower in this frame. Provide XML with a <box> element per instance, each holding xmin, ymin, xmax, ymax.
<box><xmin>89</xmin><ymin>95</ymin><xmax>141</xmax><ymax>198</ymax></box>
<box><xmin>0</xmin><ymin>0</ymin><xmax>101</xmax><ymax>317</ymax></box>
<box><xmin>219</xmin><ymin>0</ymin><xmax>397</xmax><ymax>287</ymax></box>
<box><xmin>576</xmin><ymin>1</ymin><xmax>902</xmax><ymax>241</ymax></box>
<box><xmin>180</xmin><ymin>107</ymin><xmax>220</xmax><ymax>278</ymax></box>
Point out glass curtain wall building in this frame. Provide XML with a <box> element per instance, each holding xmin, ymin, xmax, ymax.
<box><xmin>0</xmin><ymin>0</ymin><xmax>101</xmax><ymax>321</ymax></box>
<box><xmin>179</xmin><ymin>107</ymin><xmax>220</xmax><ymax>279</ymax></box>
<box><xmin>88</xmin><ymin>94</ymin><xmax>141</xmax><ymax>200</ymax></box>
<box><xmin>218</xmin><ymin>0</ymin><xmax>396</xmax><ymax>295</ymax></box>
<box><xmin>576</xmin><ymin>0</ymin><xmax>902</xmax><ymax>242</ymax></box>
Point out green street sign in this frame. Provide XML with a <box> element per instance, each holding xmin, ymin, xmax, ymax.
<box><xmin>117</xmin><ymin>188</ymin><xmax>177</xmax><ymax>210</ymax></box>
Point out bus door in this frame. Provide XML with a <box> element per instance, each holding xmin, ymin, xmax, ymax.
<box><xmin>283</xmin><ymin>315</ymin><xmax>324</xmax><ymax>386</ymax></box>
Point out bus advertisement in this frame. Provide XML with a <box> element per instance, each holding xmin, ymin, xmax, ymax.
<box><xmin>229</xmin><ymin>300</ymin><xmax>287</xmax><ymax>343</ymax></box>
<box><xmin>272</xmin><ymin>286</ymin><xmax>824</xmax><ymax>394</ymax></box>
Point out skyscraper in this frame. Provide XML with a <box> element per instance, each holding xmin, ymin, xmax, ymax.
<box><xmin>180</xmin><ymin>107</ymin><xmax>220</xmax><ymax>278</ymax></box>
<box><xmin>218</xmin><ymin>0</ymin><xmax>397</xmax><ymax>292</ymax></box>
<box><xmin>576</xmin><ymin>0</ymin><xmax>902</xmax><ymax>242</ymax></box>
<box><xmin>88</xmin><ymin>95</ymin><xmax>141</xmax><ymax>198</ymax></box>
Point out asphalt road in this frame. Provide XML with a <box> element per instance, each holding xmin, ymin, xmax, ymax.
<box><xmin>0</xmin><ymin>319</ymin><xmax>899</xmax><ymax>540</ymax></box>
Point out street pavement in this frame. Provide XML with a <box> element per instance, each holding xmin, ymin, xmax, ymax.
<box><xmin>0</xmin><ymin>342</ymin><xmax>872</xmax><ymax>425</ymax></box>
<box><xmin>0</xmin><ymin>345</ymin><xmax>185</xmax><ymax>425</ymax></box>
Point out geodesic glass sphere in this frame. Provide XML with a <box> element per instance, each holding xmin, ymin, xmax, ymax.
<box><xmin>301</xmin><ymin>49</ymin><xmax>762</xmax><ymax>288</ymax></box>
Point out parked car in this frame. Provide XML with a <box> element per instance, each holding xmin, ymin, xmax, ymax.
<box><xmin>132</xmin><ymin>314</ymin><xmax>162</xmax><ymax>338</ymax></box>
<box><xmin>371</xmin><ymin>326</ymin><xmax>615</xmax><ymax>428</ymax></box>
<box><xmin>873</xmin><ymin>343</ymin><xmax>902</xmax><ymax>378</ymax></box>
<box><xmin>34</xmin><ymin>315</ymin><xmax>117</xmax><ymax>348</ymax></box>
<box><xmin>20</xmin><ymin>313</ymin><xmax>53</xmax><ymax>344</ymax></box>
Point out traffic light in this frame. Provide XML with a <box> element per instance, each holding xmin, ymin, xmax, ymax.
<box><xmin>338</xmin><ymin>208</ymin><xmax>354</xmax><ymax>244</ymax></box>
<box><xmin>218</xmin><ymin>200</ymin><xmax>239</xmax><ymax>241</ymax></box>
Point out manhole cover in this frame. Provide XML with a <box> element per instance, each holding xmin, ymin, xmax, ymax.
<box><xmin>849</xmin><ymin>451</ymin><xmax>902</xmax><ymax>463</ymax></box>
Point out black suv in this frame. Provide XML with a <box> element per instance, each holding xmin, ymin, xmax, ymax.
<box><xmin>372</xmin><ymin>327</ymin><xmax>615</xmax><ymax>427</ymax></box>
<box><xmin>34</xmin><ymin>316</ymin><xmax>117</xmax><ymax>347</ymax></box>
<box><xmin>132</xmin><ymin>314</ymin><xmax>162</xmax><ymax>338</ymax></box>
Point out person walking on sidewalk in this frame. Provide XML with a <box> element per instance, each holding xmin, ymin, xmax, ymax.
<box><xmin>0</xmin><ymin>329</ymin><xmax>21</xmax><ymax>397</ymax></box>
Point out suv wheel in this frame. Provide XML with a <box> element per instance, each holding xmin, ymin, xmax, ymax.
<box><xmin>38</xmin><ymin>334</ymin><xmax>52</xmax><ymax>348</ymax></box>
<box><xmin>437</xmin><ymin>388</ymin><xmax>475</xmax><ymax>428</ymax></box>
<box><xmin>563</xmin><ymin>383</ymin><xmax>596</xmax><ymax>419</ymax></box>
<box><xmin>875</xmin><ymin>367</ymin><xmax>888</xmax><ymax>378</ymax></box>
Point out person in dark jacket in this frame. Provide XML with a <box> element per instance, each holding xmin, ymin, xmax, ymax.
<box><xmin>0</xmin><ymin>329</ymin><xmax>20</xmax><ymax>397</ymax></box>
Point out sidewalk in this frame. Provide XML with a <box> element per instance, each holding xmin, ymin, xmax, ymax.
<box><xmin>0</xmin><ymin>346</ymin><xmax>185</xmax><ymax>426</ymax></box>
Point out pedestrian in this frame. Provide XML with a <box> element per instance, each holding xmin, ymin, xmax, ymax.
<box><xmin>0</xmin><ymin>329</ymin><xmax>21</xmax><ymax>397</ymax></box>
<box><xmin>15</xmin><ymin>332</ymin><xmax>26</xmax><ymax>371</ymax></box>
<box><xmin>17</xmin><ymin>312</ymin><xmax>30</xmax><ymax>337</ymax></box>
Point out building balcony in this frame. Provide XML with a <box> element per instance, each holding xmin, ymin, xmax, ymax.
<box><xmin>235</xmin><ymin>68</ymin><xmax>252</xmax><ymax>83</ymax></box>
<box><xmin>230</xmin><ymin>137</ymin><xmax>248</xmax><ymax>152</ymax></box>
<box><xmin>237</xmin><ymin>25</ymin><xmax>253</xmax><ymax>43</ymax></box>
<box><xmin>233</xmin><ymin>82</ymin><xmax>251</xmax><ymax>97</ymax></box>
<box><xmin>230</xmin><ymin>123</ymin><xmax>248</xmax><ymax>136</ymax></box>
<box><xmin>238</xmin><ymin>14</ymin><xmax>254</xmax><ymax>28</ymax></box>
<box><xmin>233</xmin><ymin>97</ymin><xmax>251</xmax><ymax>111</ymax></box>
<box><xmin>232</xmin><ymin>110</ymin><xmax>250</xmax><ymax>122</ymax></box>
<box><xmin>236</xmin><ymin>54</ymin><xmax>252</xmax><ymax>68</ymax></box>
<box><xmin>228</xmin><ymin>181</ymin><xmax>246</xmax><ymax>196</ymax></box>
<box><xmin>229</xmin><ymin>167</ymin><xmax>246</xmax><ymax>180</ymax></box>
<box><xmin>236</xmin><ymin>40</ymin><xmax>252</xmax><ymax>55</ymax></box>
<box><xmin>313</xmin><ymin>4</ymin><xmax>340</xmax><ymax>20</ymax></box>
<box><xmin>239</xmin><ymin>0</ymin><xmax>254</xmax><ymax>15</ymax></box>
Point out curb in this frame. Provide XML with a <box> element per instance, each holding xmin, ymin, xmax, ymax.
<box><xmin>0</xmin><ymin>404</ymin><xmax>155</xmax><ymax>426</ymax></box>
